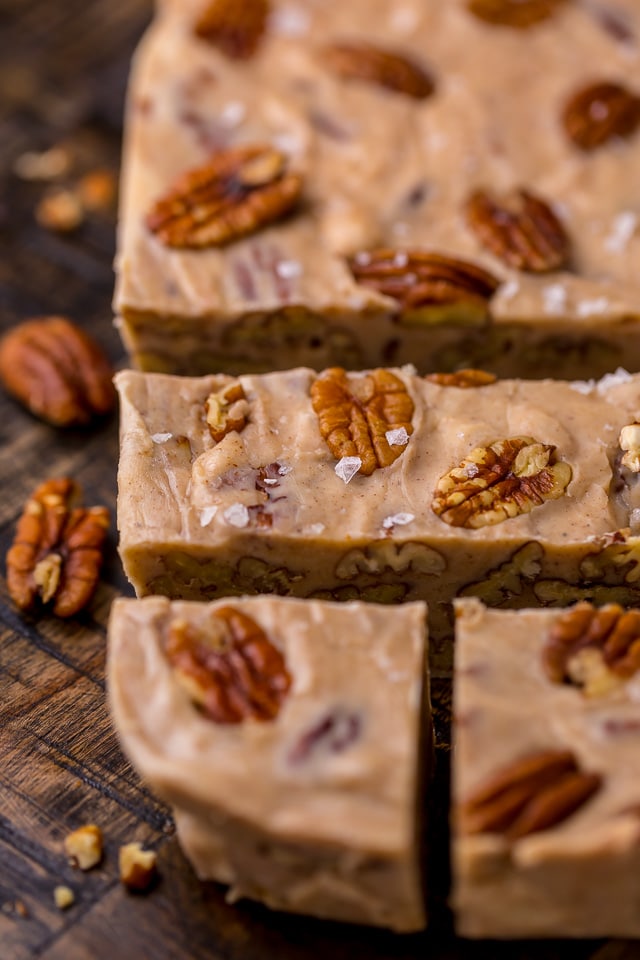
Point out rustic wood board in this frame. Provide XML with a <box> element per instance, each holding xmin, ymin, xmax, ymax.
<box><xmin>0</xmin><ymin>2</ymin><xmax>635</xmax><ymax>957</ymax></box>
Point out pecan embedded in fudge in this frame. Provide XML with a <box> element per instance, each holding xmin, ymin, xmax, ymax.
<box><xmin>108</xmin><ymin>595</ymin><xmax>429</xmax><ymax>931</ymax></box>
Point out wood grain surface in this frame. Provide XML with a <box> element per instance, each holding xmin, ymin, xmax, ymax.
<box><xmin>0</xmin><ymin>2</ymin><xmax>634</xmax><ymax>958</ymax></box>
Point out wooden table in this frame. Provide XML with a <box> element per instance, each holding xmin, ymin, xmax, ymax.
<box><xmin>0</xmin><ymin>2</ymin><xmax>634</xmax><ymax>958</ymax></box>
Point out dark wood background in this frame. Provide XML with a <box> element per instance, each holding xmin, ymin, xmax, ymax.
<box><xmin>0</xmin><ymin>2</ymin><xmax>636</xmax><ymax>957</ymax></box>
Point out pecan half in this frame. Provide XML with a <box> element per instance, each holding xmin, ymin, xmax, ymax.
<box><xmin>465</xmin><ymin>188</ymin><xmax>570</xmax><ymax>272</ymax></box>
<box><xmin>563</xmin><ymin>81</ymin><xmax>640</xmax><ymax>151</ymax></box>
<box><xmin>0</xmin><ymin>317</ymin><xmax>115</xmax><ymax>427</ymax></box>
<box><xmin>467</xmin><ymin>0</ymin><xmax>567</xmax><ymax>29</ymax></box>
<box><xmin>165</xmin><ymin>606</ymin><xmax>291</xmax><ymax>724</ymax></box>
<box><xmin>432</xmin><ymin>436</ymin><xmax>572</xmax><ymax>529</ymax></box>
<box><xmin>7</xmin><ymin>479</ymin><xmax>109</xmax><ymax>617</ymax></box>
<box><xmin>194</xmin><ymin>0</ymin><xmax>269</xmax><ymax>59</ymax></box>
<box><xmin>321</xmin><ymin>42</ymin><xmax>434</xmax><ymax>99</ymax></box>
<box><xmin>311</xmin><ymin>367</ymin><xmax>414</xmax><ymax>477</ymax></box>
<box><xmin>146</xmin><ymin>145</ymin><xmax>302</xmax><ymax>249</ymax></box>
<box><xmin>544</xmin><ymin>602</ymin><xmax>640</xmax><ymax>695</ymax></box>
<box><xmin>205</xmin><ymin>381</ymin><xmax>249</xmax><ymax>442</ymax></box>
<box><xmin>460</xmin><ymin>749</ymin><xmax>602</xmax><ymax>839</ymax></box>
<box><xmin>426</xmin><ymin>369</ymin><xmax>497</xmax><ymax>388</ymax></box>
<box><xmin>348</xmin><ymin>249</ymin><xmax>499</xmax><ymax>312</ymax></box>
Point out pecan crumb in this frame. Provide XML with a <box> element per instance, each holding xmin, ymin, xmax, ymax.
<box><xmin>194</xmin><ymin>0</ymin><xmax>270</xmax><ymax>59</ymax></box>
<box><xmin>35</xmin><ymin>188</ymin><xmax>84</xmax><ymax>233</ymax></box>
<box><xmin>119</xmin><ymin>843</ymin><xmax>158</xmax><ymax>892</ymax></box>
<box><xmin>77</xmin><ymin>169</ymin><xmax>117</xmax><ymax>211</ymax></box>
<box><xmin>53</xmin><ymin>886</ymin><xmax>75</xmax><ymax>910</ymax></box>
<box><xmin>64</xmin><ymin>824</ymin><xmax>104</xmax><ymax>871</ymax></box>
<box><xmin>321</xmin><ymin>41</ymin><xmax>435</xmax><ymax>99</ymax></box>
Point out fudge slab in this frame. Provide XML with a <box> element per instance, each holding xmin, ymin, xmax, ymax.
<box><xmin>116</xmin><ymin>0</ymin><xmax>640</xmax><ymax>379</ymax></box>
<box><xmin>117</xmin><ymin>365</ymin><xmax>640</xmax><ymax>668</ymax></box>
<box><xmin>452</xmin><ymin>598</ymin><xmax>640</xmax><ymax>938</ymax></box>
<box><xmin>108</xmin><ymin>595</ymin><xmax>429</xmax><ymax>931</ymax></box>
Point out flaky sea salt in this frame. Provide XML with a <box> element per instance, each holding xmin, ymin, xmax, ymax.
<box><xmin>542</xmin><ymin>283</ymin><xmax>568</xmax><ymax>314</ymax></box>
<box><xmin>275</xmin><ymin>260</ymin><xmax>302</xmax><ymax>280</ymax></box>
<box><xmin>604</xmin><ymin>211</ymin><xmax>637</xmax><ymax>254</ymax></box>
<box><xmin>270</xmin><ymin>5</ymin><xmax>310</xmax><ymax>35</ymax></box>
<box><xmin>199</xmin><ymin>506</ymin><xmax>218</xmax><ymax>527</ymax></box>
<box><xmin>382</xmin><ymin>512</ymin><xmax>415</xmax><ymax>530</ymax></box>
<box><xmin>305</xmin><ymin>523</ymin><xmax>326</xmax><ymax>536</ymax></box>
<box><xmin>386</xmin><ymin>427</ymin><xmax>410</xmax><ymax>447</ymax></box>
<box><xmin>151</xmin><ymin>433</ymin><xmax>172</xmax><ymax>444</ymax></box>
<box><xmin>220</xmin><ymin>101</ymin><xmax>246</xmax><ymax>127</ymax></box>
<box><xmin>577</xmin><ymin>297</ymin><xmax>610</xmax><ymax>318</ymax></box>
<box><xmin>335</xmin><ymin>457</ymin><xmax>362</xmax><ymax>484</ymax></box>
<box><xmin>569</xmin><ymin>380</ymin><xmax>595</xmax><ymax>395</ymax></box>
<box><xmin>597</xmin><ymin>368</ymin><xmax>633</xmax><ymax>393</ymax></box>
<box><xmin>498</xmin><ymin>279</ymin><xmax>520</xmax><ymax>301</ymax></box>
<box><xmin>223</xmin><ymin>503</ymin><xmax>250</xmax><ymax>528</ymax></box>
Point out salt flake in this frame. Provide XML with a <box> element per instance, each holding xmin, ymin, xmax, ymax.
<box><xmin>335</xmin><ymin>457</ymin><xmax>362</xmax><ymax>484</ymax></box>
<box><xmin>577</xmin><ymin>297</ymin><xmax>610</xmax><ymax>318</ymax></box>
<box><xmin>542</xmin><ymin>283</ymin><xmax>567</xmax><ymax>314</ymax></box>
<box><xmin>386</xmin><ymin>427</ymin><xmax>410</xmax><ymax>447</ymax></box>
<box><xmin>151</xmin><ymin>432</ymin><xmax>173</xmax><ymax>444</ymax></box>
<box><xmin>223</xmin><ymin>503</ymin><xmax>250</xmax><ymax>528</ymax></box>
<box><xmin>604</xmin><ymin>211</ymin><xmax>637</xmax><ymax>254</ymax></box>
<box><xmin>382</xmin><ymin>512</ymin><xmax>415</xmax><ymax>529</ymax></box>
<box><xmin>275</xmin><ymin>259</ymin><xmax>302</xmax><ymax>280</ymax></box>
<box><xmin>597</xmin><ymin>368</ymin><xmax>633</xmax><ymax>393</ymax></box>
<box><xmin>270</xmin><ymin>5</ymin><xmax>310</xmax><ymax>36</ymax></box>
<box><xmin>199</xmin><ymin>506</ymin><xmax>218</xmax><ymax>527</ymax></box>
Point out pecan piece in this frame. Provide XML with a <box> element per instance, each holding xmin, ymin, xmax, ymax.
<box><xmin>460</xmin><ymin>749</ymin><xmax>602</xmax><ymax>839</ymax></box>
<box><xmin>311</xmin><ymin>367</ymin><xmax>414</xmax><ymax>477</ymax></box>
<box><xmin>619</xmin><ymin>423</ymin><xmax>640</xmax><ymax>473</ymax></box>
<box><xmin>205</xmin><ymin>380</ymin><xmax>249</xmax><ymax>442</ymax></box>
<box><xmin>426</xmin><ymin>369</ymin><xmax>497</xmax><ymax>388</ymax></box>
<box><xmin>146</xmin><ymin>145</ymin><xmax>302</xmax><ymax>249</ymax></box>
<box><xmin>432</xmin><ymin>436</ymin><xmax>572</xmax><ymax>529</ymax></box>
<box><xmin>465</xmin><ymin>188</ymin><xmax>570</xmax><ymax>272</ymax></box>
<box><xmin>165</xmin><ymin>606</ymin><xmax>291</xmax><ymax>724</ymax></box>
<box><xmin>321</xmin><ymin>42</ymin><xmax>434</xmax><ymax>99</ymax></box>
<box><xmin>563</xmin><ymin>81</ymin><xmax>640</xmax><ymax>151</ymax></box>
<box><xmin>348</xmin><ymin>249</ymin><xmax>499</xmax><ymax>314</ymax></box>
<box><xmin>194</xmin><ymin>0</ymin><xmax>269</xmax><ymax>59</ymax></box>
<box><xmin>0</xmin><ymin>317</ymin><xmax>115</xmax><ymax>427</ymax></box>
<box><xmin>7</xmin><ymin>479</ymin><xmax>109</xmax><ymax>617</ymax></box>
<box><xmin>467</xmin><ymin>0</ymin><xmax>567</xmax><ymax>29</ymax></box>
<box><xmin>544</xmin><ymin>602</ymin><xmax>640</xmax><ymax>695</ymax></box>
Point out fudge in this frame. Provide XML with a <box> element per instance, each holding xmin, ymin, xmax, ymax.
<box><xmin>116</xmin><ymin>364</ymin><xmax>640</xmax><ymax>668</ymax></box>
<box><xmin>115</xmin><ymin>0</ymin><xmax>640</xmax><ymax>379</ymax></box>
<box><xmin>452</xmin><ymin>597</ymin><xmax>640</xmax><ymax>938</ymax></box>
<box><xmin>107</xmin><ymin>595</ymin><xmax>430</xmax><ymax>931</ymax></box>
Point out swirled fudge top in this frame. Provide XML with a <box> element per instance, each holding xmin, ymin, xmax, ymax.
<box><xmin>116</xmin><ymin>365</ymin><xmax>640</xmax><ymax>547</ymax></box>
<box><xmin>116</xmin><ymin>0</ymin><xmax>640</xmax><ymax>323</ymax></box>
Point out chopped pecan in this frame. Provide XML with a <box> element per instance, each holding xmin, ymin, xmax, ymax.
<box><xmin>6</xmin><ymin>479</ymin><xmax>109</xmax><ymax>618</ymax></box>
<box><xmin>619</xmin><ymin>423</ymin><xmax>640</xmax><ymax>473</ymax></box>
<box><xmin>64</xmin><ymin>825</ymin><xmax>104</xmax><ymax>870</ymax></box>
<box><xmin>0</xmin><ymin>317</ymin><xmax>116</xmax><ymax>427</ymax></box>
<box><xmin>432</xmin><ymin>436</ymin><xmax>572</xmax><ymax>529</ymax></box>
<box><xmin>467</xmin><ymin>0</ymin><xmax>567</xmax><ymax>29</ymax></box>
<box><xmin>194</xmin><ymin>0</ymin><xmax>269</xmax><ymax>59</ymax></box>
<box><xmin>165</xmin><ymin>606</ymin><xmax>291</xmax><ymax>724</ymax></box>
<box><xmin>465</xmin><ymin>188</ymin><xmax>570</xmax><ymax>273</ymax></box>
<box><xmin>544</xmin><ymin>602</ymin><xmax>640</xmax><ymax>695</ymax></box>
<box><xmin>205</xmin><ymin>380</ymin><xmax>249</xmax><ymax>442</ymax></box>
<box><xmin>321</xmin><ymin>42</ymin><xmax>434</xmax><ymax>99</ymax></box>
<box><xmin>288</xmin><ymin>708</ymin><xmax>361</xmax><ymax>765</ymax></box>
<box><xmin>459</xmin><ymin>749</ymin><xmax>602</xmax><ymax>839</ymax></box>
<box><xmin>311</xmin><ymin>367</ymin><xmax>414</xmax><ymax>477</ymax></box>
<box><xmin>563</xmin><ymin>81</ymin><xmax>640</xmax><ymax>151</ymax></box>
<box><xmin>348</xmin><ymin>249</ymin><xmax>499</xmax><ymax>312</ymax></box>
<box><xmin>426</xmin><ymin>369</ymin><xmax>497</xmax><ymax>388</ymax></box>
<box><xmin>146</xmin><ymin>145</ymin><xmax>302</xmax><ymax>249</ymax></box>
<box><xmin>119</xmin><ymin>843</ymin><xmax>158</xmax><ymax>892</ymax></box>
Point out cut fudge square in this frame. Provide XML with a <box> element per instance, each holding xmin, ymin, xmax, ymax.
<box><xmin>452</xmin><ymin>597</ymin><xmax>640</xmax><ymax>939</ymax></box>
<box><xmin>116</xmin><ymin>365</ymin><xmax>640</xmax><ymax>668</ymax></box>
<box><xmin>108</xmin><ymin>595</ymin><xmax>430</xmax><ymax>931</ymax></box>
<box><xmin>116</xmin><ymin>0</ymin><xmax>640</xmax><ymax>379</ymax></box>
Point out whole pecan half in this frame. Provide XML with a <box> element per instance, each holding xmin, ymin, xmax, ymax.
<box><xmin>321</xmin><ymin>42</ymin><xmax>434</xmax><ymax>99</ymax></box>
<box><xmin>426</xmin><ymin>369</ymin><xmax>497</xmax><ymax>388</ymax></box>
<box><xmin>467</xmin><ymin>0</ymin><xmax>567</xmax><ymax>28</ymax></box>
<box><xmin>432</xmin><ymin>436</ymin><xmax>572</xmax><ymax>529</ymax></box>
<box><xmin>205</xmin><ymin>380</ymin><xmax>249</xmax><ymax>442</ymax></box>
<box><xmin>146</xmin><ymin>145</ymin><xmax>302</xmax><ymax>249</ymax></box>
<box><xmin>7</xmin><ymin>478</ymin><xmax>109</xmax><ymax>618</ymax></box>
<box><xmin>543</xmin><ymin>602</ymin><xmax>640</xmax><ymax>695</ymax></box>
<box><xmin>165</xmin><ymin>606</ymin><xmax>291</xmax><ymax>724</ymax></box>
<box><xmin>563</xmin><ymin>81</ymin><xmax>640</xmax><ymax>151</ymax></box>
<box><xmin>459</xmin><ymin>749</ymin><xmax>602</xmax><ymax>839</ymax></box>
<box><xmin>0</xmin><ymin>317</ymin><xmax>115</xmax><ymax>427</ymax></box>
<box><xmin>194</xmin><ymin>0</ymin><xmax>269</xmax><ymax>59</ymax></box>
<box><xmin>311</xmin><ymin>367</ymin><xmax>414</xmax><ymax>476</ymax></box>
<box><xmin>465</xmin><ymin>188</ymin><xmax>570</xmax><ymax>272</ymax></box>
<box><xmin>348</xmin><ymin>249</ymin><xmax>499</xmax><ymax>313</ymax></box>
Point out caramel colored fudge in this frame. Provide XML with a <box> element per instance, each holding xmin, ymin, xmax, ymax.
<box><xmin>116</xmin><ymin>365</ymin><xmax>640</xmax><ymax>668</ymax></box>
<box><xmin>452</xmin><ymin>598</ymin><xmax>640</xmax><ymax>938</ymax></box>
<box><xmin>115</xmin><ymin>0</ymin><xmax>640</xmax><ymax>379</ymax></box>
<box><xmin>108</xmin><ymin>595</ymin><xmax>429</xmax><ymax>931</ymax></box>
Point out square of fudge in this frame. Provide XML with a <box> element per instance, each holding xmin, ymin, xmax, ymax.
<box><xmin>108</xmin><ymin>595</ymin><xmax>430</xmax><ymax>931</ymax></box>
<box><xmin>452</xmin><ymin>597</ymin><xmax>640</xmax><ymax>939</ymax></box>
<box><xmin>116</xmin><ymin>365</ymin><xmax>640</xmax><ymax>668</ymax></box>
<box><xmin>116</xmin><ymin>0</ymin><xmax>640</xmax><ymax>379</ymax></box>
